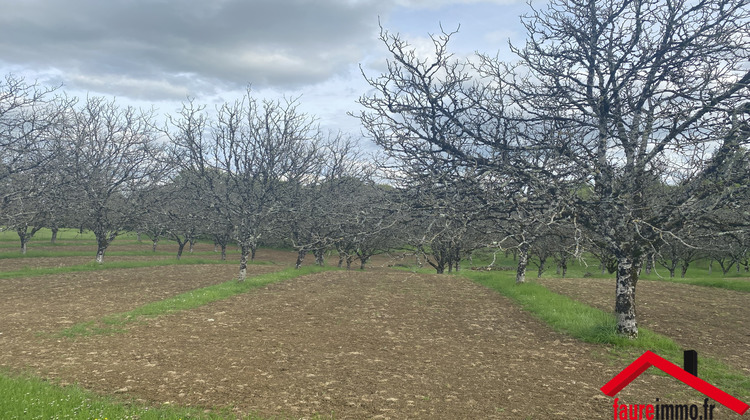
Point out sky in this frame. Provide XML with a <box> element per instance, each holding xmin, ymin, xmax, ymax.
<box><xmin>0</xmin><ymin>0</ymin><xmax>530</xmax><ymax>136</ymax></box>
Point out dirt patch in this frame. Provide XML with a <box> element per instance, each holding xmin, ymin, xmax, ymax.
<box><xmin>0</xmin><ymin>242</ymin><xmax>151</xmax><ymax>255</ymax></box>
<box><xmin>0</xmin><ymin>263</ymin><xmax>279</xmax><ymax>335</ymax></box>
<box><xmin>0</xmin><ymin>255</ymin><xmax>182</xmax><ymax>271</ymax></box>
<box><xmin>1</xmin><ymin>267</ymin><xmax>729</xmax><ymax>419</ymax></box>
<box><xmin>537</xmin><ymin>277</ymin><xmax>750</xmax><ymax>375</ymax></box>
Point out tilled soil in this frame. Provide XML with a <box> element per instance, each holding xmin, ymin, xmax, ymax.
<box><xmin>536</xmin><ymin>277</ymin><xmax>750</xmax><ymax>375</ymax></box>
<box><xmin>0</xmin><ymin>255</ymin><xmax>178</xmax><ymax>272</ymax></box>
<box><xmin>0</xmin><ymin>242</ymin><xmax>231</xmax><ymax>270</ymax></box>
<box><xmin>0</xmin><ymin>264</ymin><xmax>280</xmax><ymax>335</ymax></box>
<box><xmin>1</xmin><ymin>263</ymin><xmax>736</xmax><ymax>419</ymax></box>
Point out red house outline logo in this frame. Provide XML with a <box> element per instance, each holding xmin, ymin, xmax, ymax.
<box><xmin>600</xmin><ymin>350</ymin><xmax>749</xmax><ymax>415</ymax></box>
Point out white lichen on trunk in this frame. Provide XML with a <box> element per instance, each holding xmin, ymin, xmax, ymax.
<box><xmin>615</xmin><ymin>255</ymin><xmax>640</xmax><ymax>338</ymax></box>
<box><xmin>515</xmin><ymin>244</ymin><xmax>529</xmax><ymax>284</ymax></box>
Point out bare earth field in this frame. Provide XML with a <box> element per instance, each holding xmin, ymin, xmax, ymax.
<box><xmin>0</xmin><ymin>255</ymin><xmax>177</xmax><ymax>272</ymax></box>
<box><xmin>0</xmin><ymin>242</ymin><xmax>235</xmax><ymax>272</ymax></box>
<box><xmin>0</xmin><ymin>252</ymin><xmax>748</xmax><ymax>418</ymax></box>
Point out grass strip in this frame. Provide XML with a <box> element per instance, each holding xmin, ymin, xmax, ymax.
<box><xmin>462</xmin><ymin>270</ymin><xmax>750</xmax><ymax>399</ymax></box>
<box><xmin>59</xmin><ymin>265</ymin><xmax>334</xmax><ymax>338</ymax></box>
<box><xmin>642</xmin><ymin>276</ymin><xmax>750</xmax><ymax>293</ymax></box>
<box><xmin>0</xmin><ymin>369</ymin><xmax>237</xmax><ymax>419</ymax></box>
<box><xmin>0</xmin><ymin>258</ymin><xmax>267</xmax><ymax>280</ymax></box>
<box><xmin>0</xmin><ymin>240</ymin><xmax>96</xmax><ymax>248</ymax></box>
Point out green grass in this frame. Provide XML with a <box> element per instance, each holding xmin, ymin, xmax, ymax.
<box><xmin>59</xmin><ymin>265</ymin><xmax>334</xmax><ymax>338</ymax></box>
<box><xmin>0</xmin><ymin>240</ymin><xmax>100</xmax><ymax>249</ymax></box>
<box><xmin>640</xmin><ymin>275</ymin><xmax>750</xmax><ymax>292</ymax></box>
<box><xmin>0</xmin><ymin>366</ymin><xmax>337</xmax><ymax>419</ymax></box>
<box><xmin>0</xmin><ymin>258</ymin><xmax>248</xmax><ymax>280</ymax></box>
<box><xmin>0</xmin><ymin>369</ymin><xmax>288</xmax><ymax>419</ymax></box>
<box><xmin>462</xmin><ymin>269</ymin><xmax>750</xmax><ymax>399</ymax></box>
<box><xmin>463</xmin><ymin>270</ymin><xmax>678</xmax><ymax>349</ymax></box>
<box><xmin>0</xmin><ymin>370</ymin><xmax>228</xmax><ymax>419</ymax></box>
<box><xmin>465</xmin><ymin>248</ymin><xmax>750</xmax><ymax>291</ymax></box>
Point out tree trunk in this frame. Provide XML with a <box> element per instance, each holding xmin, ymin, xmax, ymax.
<box><xmin>615</xmin><ymin>255</ymin><xmax>641</xmax><ymax>338</ymax></box>
<box><xmin>250</xmin><ymin>245</ymin><xmax>257</xmax><ymax>262</ymax></box>
<box><xmin>314</xmin><ymin>249</ymin><xmax>325</xmax><ymax>266</ymax></box>
<box><xmin>708</xmin><ymin>259</ymin><xmax>713</xmax><ymax>274</ymax></box>
<box><xmin>680</xmin><ymin>262</ymin><xmax>689</xmax><ymax>278</ymax></box>
<box><xmin>720</xmin><ymin>259</ymin><xmax>734</xmax><ymax>275</ymax></box>
<box><xmin>94</xmin><ymin>231</ymin><xmax>115</xmax><ymax>264</ymax></box>
<box><xmin>296</xmin><ymin>249</ymin><xmax>307</xmax><ymax>269</ymax></box>
<box><xmin>427</xmin><ymin>248</ymin><xmax>446</xmax><ymax>274</ymax></box>
<box><xmin>220</xmin><ymin>244</ymin><xmax>227</xmax><ymax>261</ymax></box>
<box><xmin>359</xmin><ymin>256</ymin><xmax>369</xmax><ymax>270</ymax></box>
<box><xmin>515</xmin><ymin>244</ymin><xmax>529</xmax><ymax>284</ymax></box>
<box><xmin>95</xmin><ymin>247</ymin><xmax>106</xmax><ymax>263</ymax></box>
<box><xmin>17</xmin><ymin>227</ymin><xmax>37</xmax><ymax>255</ymax></box>
<box><xmin>18</xmin><ymin>229</ymin><xmax>29</xmax><ymax>255</ymax></box>
<box><xmin>177</xmin><ymin>241</ymin><xmax>186</xmax><ymax>260</ymax></box>
<box><xmin>537</xmin><ymin>257</ymin><xmax>546</xmax><ymax>278</ymax></box>
<box><xmin>51</xmin><ymin>228</ymin><xmax>58</xmax><ymax>244</ymax></box>
<box><xmin>238</xmin><ymin>244</ymin><xmax>250</xmax><ymax>282</ymax></box>
<box><xmin>152</xmin><ymin>237</ymin><xmax>158</xmax><ymax>252</ymax></box>
<box><xmin>189</xmin><ymin>238</ymin><xmax>195</xmax><ymax>253</ymax></box>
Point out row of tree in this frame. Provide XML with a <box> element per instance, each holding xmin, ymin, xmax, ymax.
<box><xmin>354</xmin><ymin>0</ymin><xmax>750</xmax><ymax>339</ymax></box>
<box><xmin>2</xmin><ymin>77</ymin><xmax>746</xmax><ymax>282</ymax></box>
<box><xmin>0</xmin><ymin>80</ymin><xmax>401</xmax><ymax>275</ymax></box>
<box><xmin>2</xmin><ymin>0</ymin><xmax>750</xmax><ymax>339</ymax></box>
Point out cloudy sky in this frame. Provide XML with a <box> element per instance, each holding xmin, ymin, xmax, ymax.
<box><xmin>0</xmin><ymin>0</ymin><xmax>530</xmax><ymax>134</ymax></box>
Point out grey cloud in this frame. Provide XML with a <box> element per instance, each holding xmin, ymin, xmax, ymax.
<box><xmin>0</xmin><ymin>0</ymin><xmax>384</xmax><ymax>99</ymax></box>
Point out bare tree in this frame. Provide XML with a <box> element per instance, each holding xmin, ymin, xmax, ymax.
<box><xmin>360</xmin><ymin>0</ymin><xmax>749</xmax><ymax>337</ymax></box>
<box><xmin>0</xmin><ymin>75</ymin><xmax>61</xmax><ymax>180</ymax></box>
<box><xmin>137</xmin><ymin>187</ymin><xmax>169</xmax><ymax>252</ymax></box>
<box><xmin>357</xmin><ymin>28</ymin><xmax>573</xmax><ymax>280</ymax></box>
<box><xmin>4</xmin><ymin>177</ymin><xmax>46</xmax><ymax>254</ymax></box>
<box><xmin>336</xmin><ymin>183</ymin><xmax>402</xmax><ymax>270</ymax></box>
<box><xmin>62</xmin><ymin>96</ymin><xmax>165</xmax><ymax>263</ymax></box>
<box><xmin>153</xmin><ymin>174</ymin><xmax>207</xmax><ymax>260</ymax></box>
<box><xmin>397</xmin><ymin>164</ymin><xmax>489</xmax><ymax>274</ymax></box>
<box><xmin>493</xmin><ymin>0</ymin><xmax>750</xmax><ymax>337</ymax></box>
<box><xmin>1</xmin><ymin>75</ymin><xmax>67</xmax><ymax>245</ymax></box>
<box><xmin>168</xmin><ymin>91</ymin><xmax>323</xmax><ymax>281</ymax></box>
<box><xmin>283</xmin><ymin>134</ymin><xmax>374</xmax><ymax>269</ymax></box>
